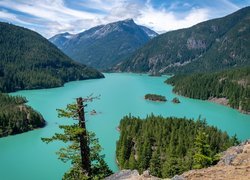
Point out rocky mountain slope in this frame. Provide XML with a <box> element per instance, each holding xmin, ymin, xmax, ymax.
<box><xmin>0</xmin><ymin>22</ymin><xmax>103</xmax><ymax>93</ymax></box>
<box><xmin>115</xmin><ymin>7</ymin><xmax>250</xmax><ymax>74</ymax></box>
<box><xmin>106</xmin><ymin>140</ymin><xmax>250</xmax><ymax>180</ymax></box>
<box><xmin>173</xmin><ymin>139</ymin><xmax>250</xmax><ymax>180</ymax></box>
<box><xmin>49</xmin><ymin>19</ymin><xmax>158</xmax><ymax>70</ymax></box>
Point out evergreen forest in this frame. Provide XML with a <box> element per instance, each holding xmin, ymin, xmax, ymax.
<box><xmin>166</xmin><ymin>66</ymin><xmax>250</xmax><ymax>113</ymax></box>
<box><xmin>0</xmin><ymin>22</ymin><xmax>103</xmax><ymax>93</ymax></box>
<box><xmin>0</xmin><ymin>93</ymin><xmax>45</xmax><ymax>137</ymax></box>
<box><xmin>116</xmin><ymin>115</ymin><xmax>239</xmax><ymax>178</ymax></box>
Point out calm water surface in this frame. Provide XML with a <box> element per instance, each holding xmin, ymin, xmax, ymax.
<box><xmin>0</xmin><ymin>73</ymin><xmax>249</xmax><ymax>180</ymax></box>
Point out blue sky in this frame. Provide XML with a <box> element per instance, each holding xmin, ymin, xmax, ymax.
<box><xmin>0</xmin><ymin>0</ymin><xmax>249</xmax><ymax>38</ymax></box>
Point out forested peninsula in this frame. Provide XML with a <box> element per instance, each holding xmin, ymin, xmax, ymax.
<box><xmin>116</xmin><ymin>115</ymin><xmax>238</xmax><ymax>178</ymax></box>
<box><xmin>166</xmin><ymin>67</ymin><xmax>250</xmax><ymax>114</ymax></box>
<box><xmin>0</xmin><ymin>93</ymin><xmax>45</xmax><ymax>138</ymax></box>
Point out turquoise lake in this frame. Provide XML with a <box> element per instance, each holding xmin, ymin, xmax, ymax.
<box><xmin>0</xmin><ymin>73</ymin><xmax>249</xmax><ymax>180</ymax></box>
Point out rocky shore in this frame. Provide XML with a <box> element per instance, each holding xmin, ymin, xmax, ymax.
<box><xmin>208</xmin><ymin>97</ymin><xmax>250</xmax><ymax>114</ymax></box>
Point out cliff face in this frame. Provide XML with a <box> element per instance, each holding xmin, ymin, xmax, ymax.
<box><xmin>173</xmin><ymin>140</ymin><xmax>250</xmax><ymax>180</ymax></box>
<box><xmin>107</xmin><ymin>140</ymin><xmax>250</xmax><ymax>180</ymax></box>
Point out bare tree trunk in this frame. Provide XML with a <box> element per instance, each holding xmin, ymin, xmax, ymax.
<box><xmin>77</xmin><ymin>97</ymin><xmax>91</xmax><ymax>175</ymax></box>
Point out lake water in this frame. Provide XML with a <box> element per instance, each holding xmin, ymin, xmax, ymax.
<box><xmin>0</xmin><ymin>73</ymin><xmax>249</xmax><ymax>180</ymax></box>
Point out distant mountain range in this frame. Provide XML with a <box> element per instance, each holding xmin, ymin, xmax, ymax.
<box><xmin>0</xmin><ymin>22</ymin><xmax>103</xmax><ymax>93</ymax></box>
<box><xmin>49</xmin><ymin>19</ymin><xmax>158</xmax><ymax>70</ymax></box>
<box><xmin>115</xmin><ymin>7</ymin><xmax>250</xmax><ymax>74</ymax></box>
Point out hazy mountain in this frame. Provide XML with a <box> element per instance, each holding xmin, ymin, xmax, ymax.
<box><xmin>115</xmin><ymin>7</ymin><xmax>250</xmax><ymax>74</ymax></box>
<box><xmin>0</xmin><ymin>22</ymin><xmax>103</xmax><ymax>93</ymax></box>
<box><xmin>49</xmin><ymin>19</ymin><xmax>158</xmax><ymax>70</ymax></box>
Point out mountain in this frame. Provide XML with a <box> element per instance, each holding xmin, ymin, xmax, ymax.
<box><xmin>166</xmin><ymin>66</ymin><xmax>250</xmax><ymax>113</ymax></box>
<box><xmin>115</xmin><ymin>7</ymin><xmax>250</xmax><ymax>74</ymax></box>
<box><xmin>49</xmin><ymin>19</ymin><xmax>158</xmax><ymax>70</ymax></box>
<box><xmin>0</xmin><ymin>22</ymin><xmax>104</xmax><ymax>93</ymax></box>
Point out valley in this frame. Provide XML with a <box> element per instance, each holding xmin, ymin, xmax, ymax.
<box><xmin>0</xmin><ymin>2</ymin><xmax>249</xmax><ymax>179</ymax></box>
<box><xmin>0</xmin><ymin>73</ymin><xmax>249</xmax><ymax>179</ymax></box>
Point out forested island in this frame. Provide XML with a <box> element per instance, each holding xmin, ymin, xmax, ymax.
<box><xmin>0</xmin><ymin>93</ymin><xmax>45</xmax><ymax>137</ymax></box>
<box><xmin>116</xmin><ymin>115</ymin><xmax>238</xmax><ymax>178</ymax></box>
<box><xmin>0</xmin><ymin>22</ymin><xmax>103</xmax><ymax>93</ymax></box>
<box><xmin>166</xmin><ymin>67</ymin><xmax>250</xmax><ymax>114</ymax></box>
<box><xmin>144</xmin><ymin>94</ymin><xmax>167</xmax><ymax>102</ymax></box>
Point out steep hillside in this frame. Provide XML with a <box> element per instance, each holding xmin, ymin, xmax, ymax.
<box><xmin>0</xmin><ymin>93</ymin><xmax>45</xmax><ymax>137</ymax></box>
<box><xmin>166</xmin><ymin>66</ymin><xmax>250</xmax><ymax>113</ymax></box>
<box><xmin>49</xmin><ymin>19</ymin><xmax>158</xmax><ymax>69</ymax></box>
<box><xmin>0</xmin><ymin>22</ymin><xmax>103</xmax><ymax>93</ymax></box>
<box><xmin>116</xmin><ymin>7</ymin><xmax>250</xmax><ymax>74</ymax></box>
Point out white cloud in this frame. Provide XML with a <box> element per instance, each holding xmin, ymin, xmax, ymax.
<box><xmin>0</xmin><ymin>9</ymin><xmax>33</xmax><ymax>25</ymax></box>
<box><xmin>135</xmin><ymin>6</ymin><xmax>209</xmax><ymax>33</ymax></box>
<box><xmin>0</xmin><ymin>0</ymin><xmax>246</xmax><ymax>38</ymax></box>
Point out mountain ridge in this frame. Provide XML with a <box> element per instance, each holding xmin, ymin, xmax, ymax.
<box><xmin>0</xmin><ymin>22</ymin><xmax>104</xmax><ymax>93</ymax></box>
<box><xmin>115</xmin><ymin>7</ymin><xmax>250</xmax><ymax>74</ymax></box>
<box><xmin>49</xmin><ymin>19</ymin><xmax>158</xmax><ymax>70</ymax></box>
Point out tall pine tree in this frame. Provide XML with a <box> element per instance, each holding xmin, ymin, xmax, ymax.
<box><xmin>42</xmin><ymin>96</ymin><xmax>112</xmax><ymax>179</ymax></box>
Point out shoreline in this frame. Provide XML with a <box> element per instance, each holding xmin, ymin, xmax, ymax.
<box><xmin>208</xmin><ymin>97</ymin><xmax>250</xmax><ymax>115</ymax></box>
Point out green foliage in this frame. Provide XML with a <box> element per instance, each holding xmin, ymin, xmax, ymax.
<box><xmin>144</xmin><ymin>94</ymin><xmax>167</xmax><ymax>102</ymax></box>
<box><xmin>42</xmin><ymin>101</ymin><xmax>112</xmax><ymax>179</ymax></box>
<box><xmin>193</xmin><ymin>131</ymin><xmax>212</xmax><ymax>169</ymax></box>
<box><xmin>0</xmin><ymin>93</ymin><xmax>45</xmax><ymax>137</ymax></box>
<box><xmin>117</xmin><ymin>7</ymin><xmax>250</xmax><ymax>74</ymax></box>
<box><xmin>0</xmin><ymin>22</ymin><xmax>103</xmax><ymax>93</ymax></box>
<box><xmin>116</xmin><ymin>114</ymin><xmax>239</xmax><ymax>178</ymax></box>
<box><xmin>166</xmin><ymin>66</ymin><xmax>250</xmax><ymax>112</ymax></box>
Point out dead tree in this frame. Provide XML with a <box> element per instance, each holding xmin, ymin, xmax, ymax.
<box><xmin>76</xmin><ymin>97</ymin><xmax>91</xmax><ymax>175</ymax></box>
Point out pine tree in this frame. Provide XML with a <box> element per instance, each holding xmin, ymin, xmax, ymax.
<box><xmin>162</xmin><ymin>155</ymin><xmax>180</xmax><ymax>178</ymax></box>
<box><xmin>149</xmin><ymin>149</ymin><xmax>161</xmax><ymax>177</ymax></box>
<box><xmin>128</xmin><ymin>151</ymin><xmax>136</xmax><ymax>169</ymax></box>
<box><xmin>193</xmin><ymin>130</ymin><xmax>212</xmax><ymax>169</ymax></box>
<box><xmin>42</xmin><ymin>96</ymin><xmax>112</xmax><ymax>179</ymax></box>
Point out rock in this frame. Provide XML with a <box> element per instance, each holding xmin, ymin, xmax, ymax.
<box><xmin>105</xmin><ymin>170</ymin><xmax>139</xmax><ymax>180</ymax></box>
<box><xmin>171</xmin><ymin>175</ymin><xmax>186</xmax><ymax>180</ymax></box>
<box><xmin>105</xmin><ymin>170</ymin><xmax>161</xmax><ymax>180</ymax></box>
<box><xmin>223</xmin><ymin>154</ymin><xmax>237</xmax><ymax>165</ymax></box>
<box><xmin>90</xmin><ymin>109</ymin><xmax>97</xmax><ymax>115</ymax></box>
<box><xmin>187</xmin><ymin>37</ymin><xmax>206</xmax><ymax>49</ymax></box>
<box><xmin>172</xmin><ymin>97</ymin><xmax>180</xmax><ymax>104</ymax></box>
<box><xmin>142</xmin><ymin>170</ymin><xmax>150</xmax><ymax>177</ymax></box>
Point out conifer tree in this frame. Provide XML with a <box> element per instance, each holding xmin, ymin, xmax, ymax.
<box><xmin>193</xmin><ymin>131</ymin><xmax>212</xmax><ymax>169</ymax></box>
<box><xmin>42</xmin><ymin>96</ymin><xmax>112</xmax><ymax>179</ymax></box>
